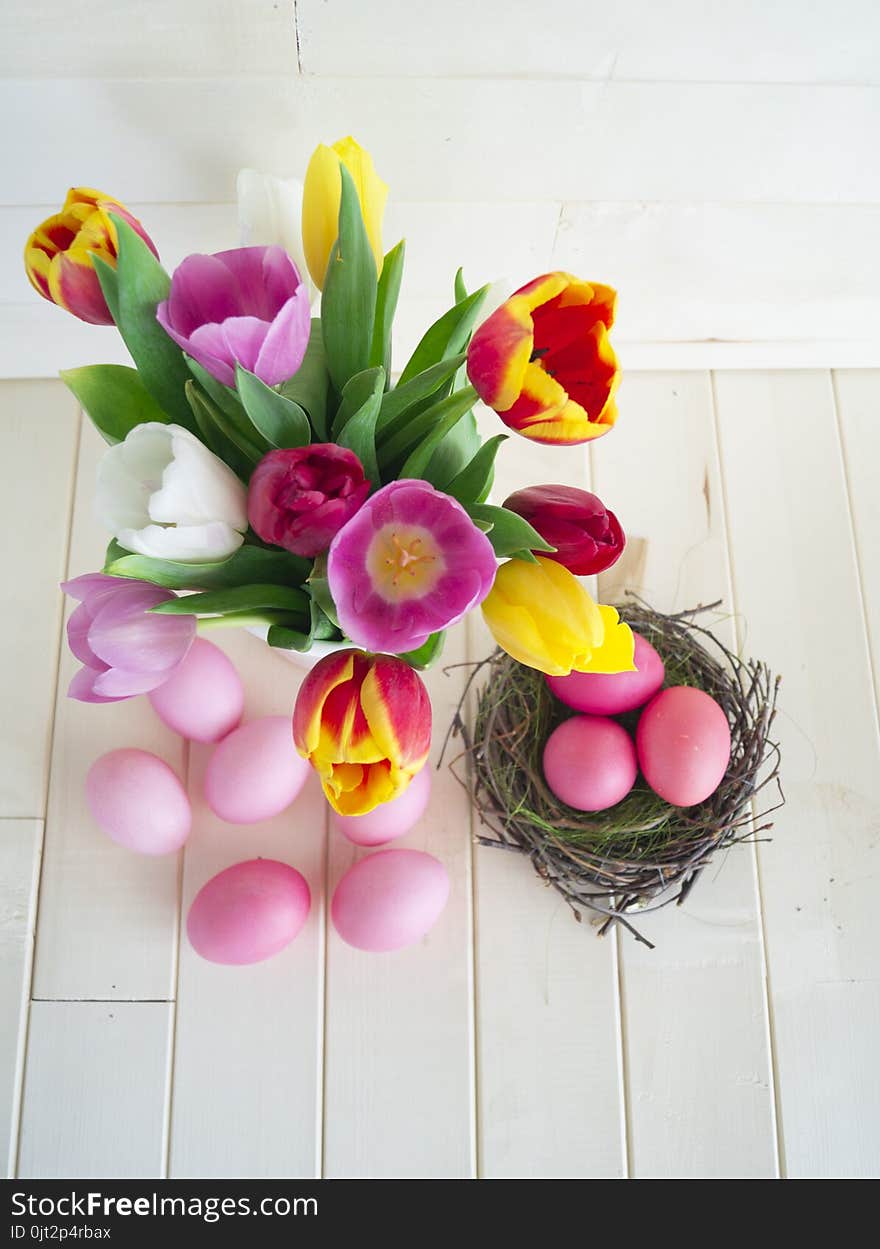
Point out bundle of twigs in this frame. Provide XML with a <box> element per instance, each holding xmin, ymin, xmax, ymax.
<box><xmin>446</xmin><ymin>600</ymin><xmax>782</xmax><ymax>947</ymax></box>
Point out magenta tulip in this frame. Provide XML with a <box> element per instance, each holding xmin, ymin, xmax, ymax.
<box><xmin>503</xmin><ymin>484</ymin><xmax>625</xmax><ymax>576</ymax></box>
<box><xmin>248</xmin><ymin>444</ymin><xmax>370</xmax><ymax>557</ymax></box>
<box><xmin>327</xmin><ymin>479</ymin><xmax>497</xmax><ymax>654</ymax></box>
<box><xmin>62</xmin><ymin>574</ymin><xmax>196</xmax><ymax>703</ymax></box>
<box><xmin>156</xmin><ymin>245</ymin><xmax>310</xmax><ymax>387</ymax></box>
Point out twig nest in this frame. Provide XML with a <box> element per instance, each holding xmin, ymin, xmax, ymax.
<box><xmin>450</xmin><ymin>601</ymin><xmax>782</xmax><ymax>946</ymax></box>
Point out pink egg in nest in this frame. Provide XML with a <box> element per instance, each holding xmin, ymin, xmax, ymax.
<box><xmin>332</xmin><ymin>765</ymin><xmax>432</xmax><ymax>846</ymax></box>
<box><xmin>204</xmin><ymin>716</ymin><xmax>311</xmax><ymax>823</ymax></box>
<box><xmin>85</xmin><ymin>748</ymin><xmax>191</xmax><ymax>855</ymax></box>
<box><xmin>636</xmin><ymin>685</ymin><xmax>731</xmax><ymax>807</ymax></box>
<box><xmin>148</xmin><ymin>637</ymin><xmax>244</xmax><ymax>743</ymax></box>
<box><xmin>187</xmin><ymin>858</ymin><xmax>311</xmax><ymax>965</ymax></box>
<box><xmin>331</xmin><ymin>849</ymin><xmax>450</xmax><ymax>952</ymax></box>
<box><xmin>546</xmin><ymin>631</ymin><xmax>665</xmax><ymax>715</ymax></box>
<box><xmin>542</xmin><ymin>715</ymin><xmax>637</xmax><ymax>812</ymax></box>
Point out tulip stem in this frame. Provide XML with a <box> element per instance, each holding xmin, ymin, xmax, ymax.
<box><xmin>196</xmin><ymin>611</ymin><xmax>293</xmax><ymax>632</ymax></box>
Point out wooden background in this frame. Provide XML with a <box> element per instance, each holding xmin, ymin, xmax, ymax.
<box><xmin>1</xmin><ymin>1</ymin><xmax>879</xmax><ymax>1179</ymax></box>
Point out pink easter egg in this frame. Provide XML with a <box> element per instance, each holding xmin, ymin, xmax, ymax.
<box><xmin>331</xmin><ymin>849</ymin><xmax>450</xmax><ymax>952</ymax></box>
<box><xmin>332</xmin><ymin>765</ymin><xmax>432</xmax><ymax>846</ymax></box>
<box><xmin>204</xmin><ymin>716</ymin><xmax>311</xmax><ymax>824</ymax></box>
<box><xmin>542</xmin><ymin>715</ymin><xmax>637</xmax><ymax>812</ymax></box>
<box><xmin>148</xmin><ymin>637</ymin><xmax>244</xmax><ymax>743</ymax></box>
<box><xmin>546</xmin><ymin>632</ymin><xmax>665</xmax><ymax>715</ymax></box>
<box><xmin>636</xmin><ymin>685</ymin><xmax>731</xmax><ymax>807</ymax></box>
<box><xmin>187</xmin><ymin>858</ymin><xmax>310</xmax><ymax>965</ymax></box>
<box><xmin>85</xmin><ymin>748</ymin><xmax>191</xmax><ymax>855</ymax></box>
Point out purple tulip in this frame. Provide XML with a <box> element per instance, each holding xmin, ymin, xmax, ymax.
<box><xmin>62</xmin><ymin>574</ymin><xmax>196</xmax><ymax>703</ymax></box>
<box><xmin>327</xmin><ymin>479</ymin><xmax>498</xmax><ymax>655</ymax></box>
<box><xmin>156</xmin><ymin>245</ymin><xmax>311</xmax><ymax>387</ymax></box>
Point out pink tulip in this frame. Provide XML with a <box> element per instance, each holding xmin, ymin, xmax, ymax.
<box><xmin>62</xmin><ymin>574</ymin><xmax>196</xmax><ymax>703</ymax></box>
<box><xmin>248</xmin><ymin>444</ymin><xmax>371</xmax><ymax>557</ymax></box>
<box><xmin>156</xmin><ymin>245</ymin><xmax>310</xmax><ymax>387</ymax></box>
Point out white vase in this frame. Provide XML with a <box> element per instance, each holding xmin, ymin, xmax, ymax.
<box><xmin>246</xmin><ymin>624</ymin><xmax>349</xmax><ymax>671</ymax></box>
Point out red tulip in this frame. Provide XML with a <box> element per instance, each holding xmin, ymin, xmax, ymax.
<box><xmin>503</xmin><ymin>484</ymin><xmax>625</xmax><ymax>576</ymax></box>
<box><xmin>247</xmin><ymin>444</ymin><xmax>370</xmax><ymax>557</ymax></box>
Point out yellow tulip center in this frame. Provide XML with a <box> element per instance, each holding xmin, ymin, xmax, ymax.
<box><xmin>366</xmin><ymin>524</ymin><xmax>444</xmax><ymax>602</ymax></box>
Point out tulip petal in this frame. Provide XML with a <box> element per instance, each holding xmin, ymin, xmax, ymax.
<box><xmin>237</xmin><ymin>170</ymin><xmax>310</xmax><ymax>292</ymax></box>
<box><xmin>48</xmin><ymin>249</ymin><xmax>113</xmax><ymax>325</ymax></box>
<box><xmin>573</xmin><ymin>605</ymin><xmax>637</xmax><ymax>674</ymax></box>
<box><xmin>165</xmin><ymin>253</ymin><xmax>244</xmax><ymax>336</ymax></box>
<box><xmin>293</xmin><ymin>650</ymin><xmax>357</xmax><ymax>757</ymax></box>
<box><xmin>68</xmin><ymin>665</ymin><xmax>121</xmax><ymax>704</ymax></box>
<box><xmin>116</xmin><ymin>522</ymin><xmax>245</xmax><ymax>563</ymax></box>
<box><xmin>91</xmin><ymin>665</ymin><xmax>171</xmax><ymax>698</ymax></box>
<box><xmin>253</xmin><ymin>288</ymin><xmax>311</xmax><ymax>386</ymax></box>
<box><xmin>360</xmin><ymin>660</ymin><xmax>432</xmax><ymax>771</ymax></box>
<box><xmin>88</xmin><ymin>585</ymin><xmax>194</xmax><ymax>673</ymax></box>
<box><xmin>150</xmin><ymin>427</ymin><xmax>248</xmax><ymax>532</ymax></box>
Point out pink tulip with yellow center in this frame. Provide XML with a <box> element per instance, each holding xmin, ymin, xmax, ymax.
<box><xmin>327</xmin><ymin>479</ymin><xmax>497</xmax><ymax>655</ymax></box>
<box><xmin>467</xmin><ymin>272</ymin><xmax>619</xmax><ymax>445</ymax></box>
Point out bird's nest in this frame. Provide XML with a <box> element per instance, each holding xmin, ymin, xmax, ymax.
<box><xmin>445</xmin><ymin>600</ymin><xmax>783</xmax><ymax>947</ymax></box>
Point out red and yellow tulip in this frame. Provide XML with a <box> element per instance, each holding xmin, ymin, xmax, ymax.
<box><xmin>24</xmin><ymin>188</ymin><xmax>157</xmax><ymax>325</ymax></box>
<box><xmin>293</xmin><ymin>648</ymin><xmax>431</xmax><ymax>816</ymax></box>
<box><xmin>481</xmin><ymin>556</ymin><xmax>635</xmax><ymax>677</ymax></box>
<box><xmin>467</xmin><ymin>272</ymin><xmax>620</xmax><ymax>445</ymax></box>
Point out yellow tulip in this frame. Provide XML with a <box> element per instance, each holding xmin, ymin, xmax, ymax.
<box><xmin>481</xmin><ymin>556</ymin><xmax>635</xmax><ymax>677</ymax></box>
<box><xmin>302</xmin><ymin>136</ymin><xmax>388</xmax><ymax>290</ymax></box>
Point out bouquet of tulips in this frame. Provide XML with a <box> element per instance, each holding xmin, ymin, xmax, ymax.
<box><xmin>26</xmin><ymin>136</ymin><xmax>633</xmax><ymax>818</ymax></box>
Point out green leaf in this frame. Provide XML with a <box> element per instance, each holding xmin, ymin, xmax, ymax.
<box><xmin>466</xmin><ymin>503</ymin><xmax>556</xmax><ymax>558</ymax></box>
<box><xmin>307</xmin><ymin>574</ymin><xmax>341</xmax><ymax>630</ymax></box>
<box><xmin>331</xmin><ymin>367</ymin><xmax>385</xmax><ymax>438</ymax></box>
<box><xmin>107</xmin><ymin>214</ymin><xmax>196</xmax><ymax>432</ymax></box>
<box><xmin>397</xmin><ymin>395</ymin><xmax>474</xmax><ymax>481</ymax></box>
<box><xmin>375</xmin><ymin>354</ymin><xmax>466</xmax><ymax>439</ymax></box>
<box><xmin>398</xmin><ymin>285</ymin><xmax>488</xmax><ymax>386</ymax></box>
<box><xmin>184</xmin><ymin>357</ymin><xmax>247</xmax><ymax>421</ymax></box>
<box><xmin>379</xmin><ymin>385</ymin><xmax>478</xmax><ymax>468</ymax></box>
<box><xmin>423</xmin><ymin>409</ymin><xmax>480</xmax><ymax>490</ymax></box>
<box><xmin>444</xmin><ymin>434</ymin><xmax>508</xmax><ymax>505</ymax></box>
<box><xmin>151</xmin><ymin>583</ymin><xmax>309</xmax><ymax>617</ymax></box>
<box><xmin>400</xmin><ymin>630</ymin><xmax>446</xmax><ymax>670</ymax></box>
<box><xmin>454</xmin><ymin>267</ymin><xmax>468</xmax><ymax>304</ymax></box>
<box><xmin>236</xmin><ymin>365</ymin><xmax>311</xmax><ymax>449</ymax></box>
<box><xmin>104</xmin><ymin>538</ymin><xmax>310</xmax><ymax>591</ymax></box>
<box><xmin>309</xmin><ymin>598</ymin><xmax>342</xmax><ymax>642</ymax></box>
<box><xmin>369</xmin><ymin>239</ymin><xmax>405</xmax><ymax>375</ymax></box>
<box><xmin>60</xmin><ymin>364</ymin><xmax>170</xmax><ymax>444</ymax></box>
<box><xmin>266</xmin><ymin>623</ymin><xmax>313</xmax><ymax>651</ymax></box>
<box><xmin>92</xmin><ymin>254</ymin><xmax>120</xmax><ymax>325</ymax></box>
<box><xmin>320</xmin><ymin>165</ymin><xmax>378</xmax><ymax>393</ymax></box>
<box><xmin>185</xmin><ymin>381</ymin><xmax>263</xmax><ymax>478</ymax></box>
<box><xmin>280</xmin><ymin>320</ymin><xmax>330</xmax><ymax>441</ymax></box>
<box><xmin>335</xmin><ymin>368</ymin><xmax>385</xmax><ymax>485</ymax></box>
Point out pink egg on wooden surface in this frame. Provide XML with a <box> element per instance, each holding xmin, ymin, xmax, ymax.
<box><xmin>546</xmin><ymin>632</ymin><xmax>665</xmax><ymax>715</ymax></box>
<box><xmin>187</xmin><ymin>858</ymin><xmax>310</xmax><ymax>965</ymax></box>
<box><xmin>331</xmin><ymin>849</ymin><xmax>450</xmax><ymax>952</ymax></box>
<box><xmin>148</xmin><ymin>637</ymin><xmax>244</xmax><ymax>743</ymax></box>
<box><xmin>542</xmin><ymin>715</ymin><xmax>638</xmax><ymax>812</ymax></box>
<box><xmin>636</xmin><ymin>685</ymin><xmax>731</xmax><ymax>807</ymax></box>
<box><xmin>332</xmin><ymin>764</ymin><xmax>432</xmax><ymax>846</ymax></box>
<box><xmin>204</xmin><ymin>716</ymin><xmax>311</xmax><ymax>824</ymax></box>
<box><xmin>85</xmin><ymin>748</ymin><xmax>191</xmax><ymax>855</ymax></box>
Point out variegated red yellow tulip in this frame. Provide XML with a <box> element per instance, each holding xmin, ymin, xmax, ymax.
<box><xmin>293</xmin><ymin>648</ymin><xmax>431</xmax><ymax>816</ymax></box>
<box><xmin>481</xmin><ymin>556</ymin><xmax>635</xmax><ymax>677</ymax></box>
<box><xmin>24</xmin><ymin>188</ymin><xmax>157</xmax><ymax>325</ymax></box>
<box><xmin>467</xmin><ymin>272</ymin><xmax>620</xmax><ymax>445</ymax></box>
<box><xmin>301</xmin><ymin>137</ymin><xmax>388</xmax><ymax>290</ymax></box>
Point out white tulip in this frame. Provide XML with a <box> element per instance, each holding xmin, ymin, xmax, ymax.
<box><xmin>95</xmin><ymin>423</ymin><xmax>249</xmax><ymax>563</ymax></box>
<box><xmin>236</xmin><ymin>169</ymin><xmax>315</xmax><ymax>300</ymax></box>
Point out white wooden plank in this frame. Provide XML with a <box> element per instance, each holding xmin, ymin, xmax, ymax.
<box><xmin>0</xmin><ymin>820</ymin><xmax>42</xmax><ymax>1178</ymax></box>
<box><xmin>0</xmin><ymin>0</ymin><xmax>299</xmax><ymax>77</ymax></box>
<box><xmin>170</xmin><ymin>630</ymin><xmax>325</xmax><ymax>1179</ymax></box>
<box><xmin>299</xmin><ymin>0</ymin><xmax>880</xmax><ymax>84</ymax></box>
<box><xmin>3</xmin><ymin>78</ymin><xmax>878</xmax><ymax>207</ymax></box>
<box><xmin>470</xmin><ymin>407</ymin><xmax>627</xmax><ymax>1178</ymax></box>
<box><xmin>592</xmin><ymin>372</ymin><xmax>777</xmax><ymax>1178</ymax></box>
<box><xmin>322</xmin><ymin>621</ymin><xmax>476</xmax><ymax>1178</ymax></box>
<box><xmin>33</xmin><ymin>420</ymin><xmax>183</xmax><ymax>1001</ymax></box>
<box><xmin>18</xmin><ymin>1001</ymin><xmax>172</xmax><ymax>1178</ymax></box>
<box><xmin>714</xmin><ymin>370</ymin><xmax>880</xmax><ymax>1178</ymax></box>
<box><xmin>0</xmin><ymin>381</ymin><xmax>79</xmax><ymax>816</ymax></box>
<box><xmin>554</xmin><ymin>202</ymin><xmax>880</xmax><ymax>348</ymax></box>
<box><xmin>832</xmin><ymin>370</ymin><xmax>880</xmax><ymax>709</ymax></box>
